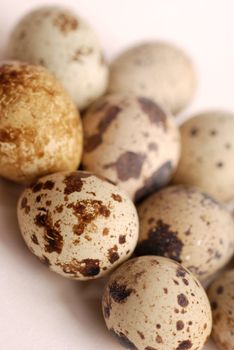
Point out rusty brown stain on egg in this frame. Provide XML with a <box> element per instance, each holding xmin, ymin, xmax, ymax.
<box><xmin>34</xmin><ymin>210</ymin><xmax>63</xmax><ymax>254</ymax></box>
<box><xmin>108</xmin><ymin>245</ymin><xmax>120</xmax><ymax>264</ymax></box>
<box><xmin>57</xmin><ymin>258</ymin><xmax>100</xmax><ymax>277</ymax></box>
<box><xmin>63</xmin><ymin>172</ymin><xmax>91</xmax><ymax>195</ymax></box>
<box><xmin>53</xmin><ymin>12</ymin><xmax>79</xmax><ymax>34</ymax></box>
<box><xmin>67</xmin><ymin>199</ymin><xmax>110</xmax><ymax>235</ymax></box>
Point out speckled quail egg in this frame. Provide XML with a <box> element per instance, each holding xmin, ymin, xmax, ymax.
<box><xmin>0</xmin><ymin>61</ymin><xmax>83</xmax><ymax>183</ymax></box>
<box><xmin>5</xmin><ymin>6</ymin><xmax>109</xmax><ymax>110</ymax></box>
<box><xmin>135</xmin><ymin>185</ymin><xmax>234</xmax><ymax>281</ymax></box>
<box><xmin>108</xmin><ymin>42</ymin><xmax>196</xmax><ymax>114</ymax></box>
<box><xmin>208</xmin><ymin>269</ymin><xmax>234</xmax><ymax>350</ymax></box>
<box><xmin>173</xmin><ymin>111</ymin><xmax>234</xmax><ymax>202</ymax></box>
<box><xmin>82</xmin><ymin>93</ymin><xmax>181</xmax><ymax>202</ymax></box>
<box><xmin>17</xmin><ymin>171</ymin><xmax>139</xmax><ymax>280</ymax></box>
<box><xmin>102</xmin><ymin>255</ymin><xmax>212</xmax><ymax>350</ymax></box>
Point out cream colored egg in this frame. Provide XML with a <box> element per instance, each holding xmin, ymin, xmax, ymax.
<box><xmin>0</xmin><ymin>61</ymin><xmax>83</xmax><ymax>183</ymax></box>
<box><xmin>102</xmin><ymin>256</ymin><xmax>212</xmax><ymax>350</ymax></box>
<box><xmin>173</xmin><ymin>111</ymin><xmax>234</xmax><ymax>202</ymax></box>
<box><xmin>82</xmin><ymin>94</ymin><xmax>181</xmax><ymax>202</ymax></box>
<box><xmin>136</xmin><ymin>186</ymin><xmax>234</xmax><ymax>281</ymax></box>
<box><xmin>5</xmin><ymin>6</ymin><xmax>109</xmax><ymax>110</ymax></box>
<box><xmin>17</xmin><ymin>171</ymin><xmax>139</xmax><ymax>280</ymax></box>
<box><xmin>208</xmin><ymin>269</ymin><xmax>234</xmax><ymax>350</ymax></box>
<box><xmin>108</xmin><ymin>42</ymin><xmax>196</xmax><ymax>114</ymax></box>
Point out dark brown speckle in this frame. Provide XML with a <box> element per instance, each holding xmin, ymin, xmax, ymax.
<box><xmin>177</xmin><ymin>294</ymin><xmax>189</xmax><ymax>308</ymax></box>
<box><xmin>112</xmin><ymin>193</ymin><xmax>122</xmax><ymax>202</ymax></box>
<box><xmin>21</xmin><ymin>197</ymin><xmax>30</xmax><ymax>214</ymax></box>
<box><xmin>109</xmin><ymin>281</ymin><xmax>134</xmax><ymax>303</ymax></box>
<box><xmin>108</xmin><ymin>245</ymin><xmax>120</xmax><ymax>264</ymax></box>
<box><xmin>176</xmin><ymin>340</ymin><xmax>192</xmax><ymax>350</ymax></box>
<box><xmin>34</xmin><ymin>210</ymin><xmax>63</xmax><ymax>254</ymax></box>
<box><xmin>63</xmin><ymin>172</ymin><xmax>91</xmax><ymax>195</ymax></box>
<box><xmin>135</xmin><ymin>219</ymin><xmax>183</xmax><ymax>262</ymax></box>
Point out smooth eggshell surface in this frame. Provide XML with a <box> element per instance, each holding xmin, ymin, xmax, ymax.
<box><xmin>173</xmin><ymin>111</ymin><xmax>234</xmax><ymax>202</ymax></box>
<box><xmin>102</xmin><ymin>256</ymin><xmax>212</xmax><ymax>350</ymax></box>
<box><xmin>108</xmin><ymin>42</ymin><xmax>196</xmax><ymax>114</ymax></box>
<box><xmin>136</xmin><ymin>186</ymin><xmax>234</xmax><ymax>281</ymax></box>
<box><xmin>208</xmin><ymin>269</ymin><xmax>234</xmax><ymax>350</ymax></box>
<box><xmin>0</xmin><ymin>61</ymin><xmax>83</xmax><ymax>183</ymax></box>
<box><xmin>17</xmin><ymin>171</ymin><xmax>139</xmax><ymax>280</ymax></box>
<box><xmin>5</xmin><ymin>6</ymin><xmax>109</xmax><ymax>110</ymax></box>
<box><xmin>82</xmin><ymin>94</ymin><xmax>181</xmax><ymax>202</ymax></box>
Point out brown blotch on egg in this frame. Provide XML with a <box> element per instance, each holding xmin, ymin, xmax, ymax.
<box><xmin>109</xmin><ymin>281</ymin><xmax>134</xmax><ymax>303</ymax></box>
<box><xmin>138</xmin><ymin>97</ymin><xmax>167</xmax><ymax>131</ymax></box>
<box><xmin>135</xmin><ymin>219</ymin><xmax>183</xmax><ymax>262</ymax></box>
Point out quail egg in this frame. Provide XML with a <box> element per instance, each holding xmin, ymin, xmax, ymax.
<box><xmin>0</xmin><ymin>61</ymin><xmax>83</xmax><ymax>183</ymax></box>
<box><xmin>136</xmin><ymin>185</ymin><xmax>234</xmax><ymax>281</ymax></box>
<box><xmin>208</xmin><ymin>269</ymin><xmax>234</xmax><ymax>350</ymax></box>
<box><xmin>82</xmin><ymin>93</ymin><xmax>181</xmax><ymax>202</ymax></box>
<box><xmin>173</xmin><ymin>111</ymin><xmax>234</xmax><ymax>202</ymax></box>
<box><xmin>5</xmin><ymin>6</ymin><xmax>109</xmax><ymax>110</ymax></box>
<box><xmin>102</xmin><ymin>256</ymin><xmax>212</xmax><ymax>350</ymax></box>
<box><xmin>108</xmin><ymin>41</ymin><xmax>196</xmax><ymax>114</ymax></box>
<box><xmin>17</xmin><ymin>171</ymin><xmax>139</xmax><ymax>280</ymax></box>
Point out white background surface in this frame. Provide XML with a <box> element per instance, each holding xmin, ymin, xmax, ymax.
<box><xmin>1</xmin><ymin>0</ymin><xmax>233</xmax><ymax>349</ymax></box>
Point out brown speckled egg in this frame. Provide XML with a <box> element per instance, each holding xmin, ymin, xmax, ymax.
<box><xmin>108</xmin><ymin>42</ymin><xmax>196</xmax><ymax>114</ymax></box>
<box><xmin>136</xmin><ymin>186</ymin><xmax>234</xmax><ymax>281</ymax></box>
<box><xmin>208</xmin><ymin>270</ymin><xmax>234</xmax><ymax>350</ymax></box>
<box><xmin>82</xmin><ymin>94</ymin><xmax>181</xmax><ymax>202</ymax></box>
<box><xmin>173</xmin><ymin>111</ymin><xmax>234</xmax><ymax>202</ymax></box>
<box><xmin>5</xmin><ymin>6</ymin><xmax>109</xmax><ymax>110</ymax></box>
<box><xmin>0</xmin><ymin>61</ymin><xmax>83</xmax><ymax>183</ymax></box>
<box><xmin>17</xmin><ymin>171</ymin><xmax>139</xmax><ymax>280</ymax></box>
<box><xmin>102</xmin><ymin>256</ymin><xmax>212</xmax><ymax>350</ymax></box>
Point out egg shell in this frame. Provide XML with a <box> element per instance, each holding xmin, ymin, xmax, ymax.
<box><xmin>208</xmin><ymin>269</ymin><xmax>234</xmax><ymax>350</ymax></box>
<box><xmin>108</xmin><ymin>42</ymin><xmax>196</xmax><ymax>114</ymax></box>
<box><xmin>82</xmin><ymin>93</ymin><xmax>181</xmax><ymax>202</ymax></box>
<box><xmin>0</xmin><ymin>61</ymin><xmax>83</xmax><ymax>183</ymax></box>
<box><xmin>102</xmin><ymin>255</ymin><xmax>212</xmax><ymax>350</ymax></box>
<box><xmin>136</xmin><ymin>185</ymin><xmax>234</xmax><ymax>281</ymax></box>
<box><xmin>17</xmin><ymin>171</ymin><xmax>139</xmax><ymax>280</ymax></box>
<box><xmin>173</xmin><ymin>111</ymin><xmax>234</xmax><ymax>202</ymax></box>
<box><xmin>5</xmin><ymin>6</ymin><xmax>109</xmax><ymax>110</ymax></box>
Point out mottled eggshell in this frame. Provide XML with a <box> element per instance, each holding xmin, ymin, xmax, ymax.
<box><xmin>173</xmin><ymin>111</ymin><xmax>234</xmax><ymax>202</ymax></box>
<box><xmin>5</xmin><ymin>6</ymin><xmax>109</xmax><ymax>110</ymax></box>
<box><xmin>108</xmin><ymin>42</ymin><xmax>196</xmax><ymax>114</ymax></box>
<box><xmin>208</xmin><ymin>269</ymin><xmax>234</xmax><ymax>350</ymax></box>
<box><xmin>102</xmin><ymin>256</ymin><xmax>212</xmax><ymax>350</ymax></box>
<box><xmin>82</xmin><ymin>94</ymin><xmax>181</xmax><ymax>202</ymax></box>
<box><xmin>0</xmin><ymin>61</ymin><xmax>83</xmax><ymax>183</ymax></box>
<box><xmin>136</xmin><ymin>186</ymin><xmax>234</xmax><ymax>281</ymax></box>
<box><xmin>17</xmin><ymin>171</ymin><xmax>139</xmax><ymax>280</ymax></box>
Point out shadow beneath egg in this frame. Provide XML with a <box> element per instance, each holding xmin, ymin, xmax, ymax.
<box><xmin>0</xmin><ymin>178</ymin><xmax>26</xmax><ymax>250</ymax></box>
<box><xmin>58</xmin><ymin>276</ymin><xmax>118</xmax><ymax>346</ymax></box>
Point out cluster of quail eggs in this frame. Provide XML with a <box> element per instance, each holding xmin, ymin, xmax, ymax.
<box><xmin>1</xmin><ymin>5</ymin><xmax>234</xmax><ymax>350</ymax></box>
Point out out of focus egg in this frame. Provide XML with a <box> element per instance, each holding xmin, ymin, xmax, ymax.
<box><xmin>5</xmin><ymin>6</ymin><xmax>109</xmax><ymax>109</ymax></box>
